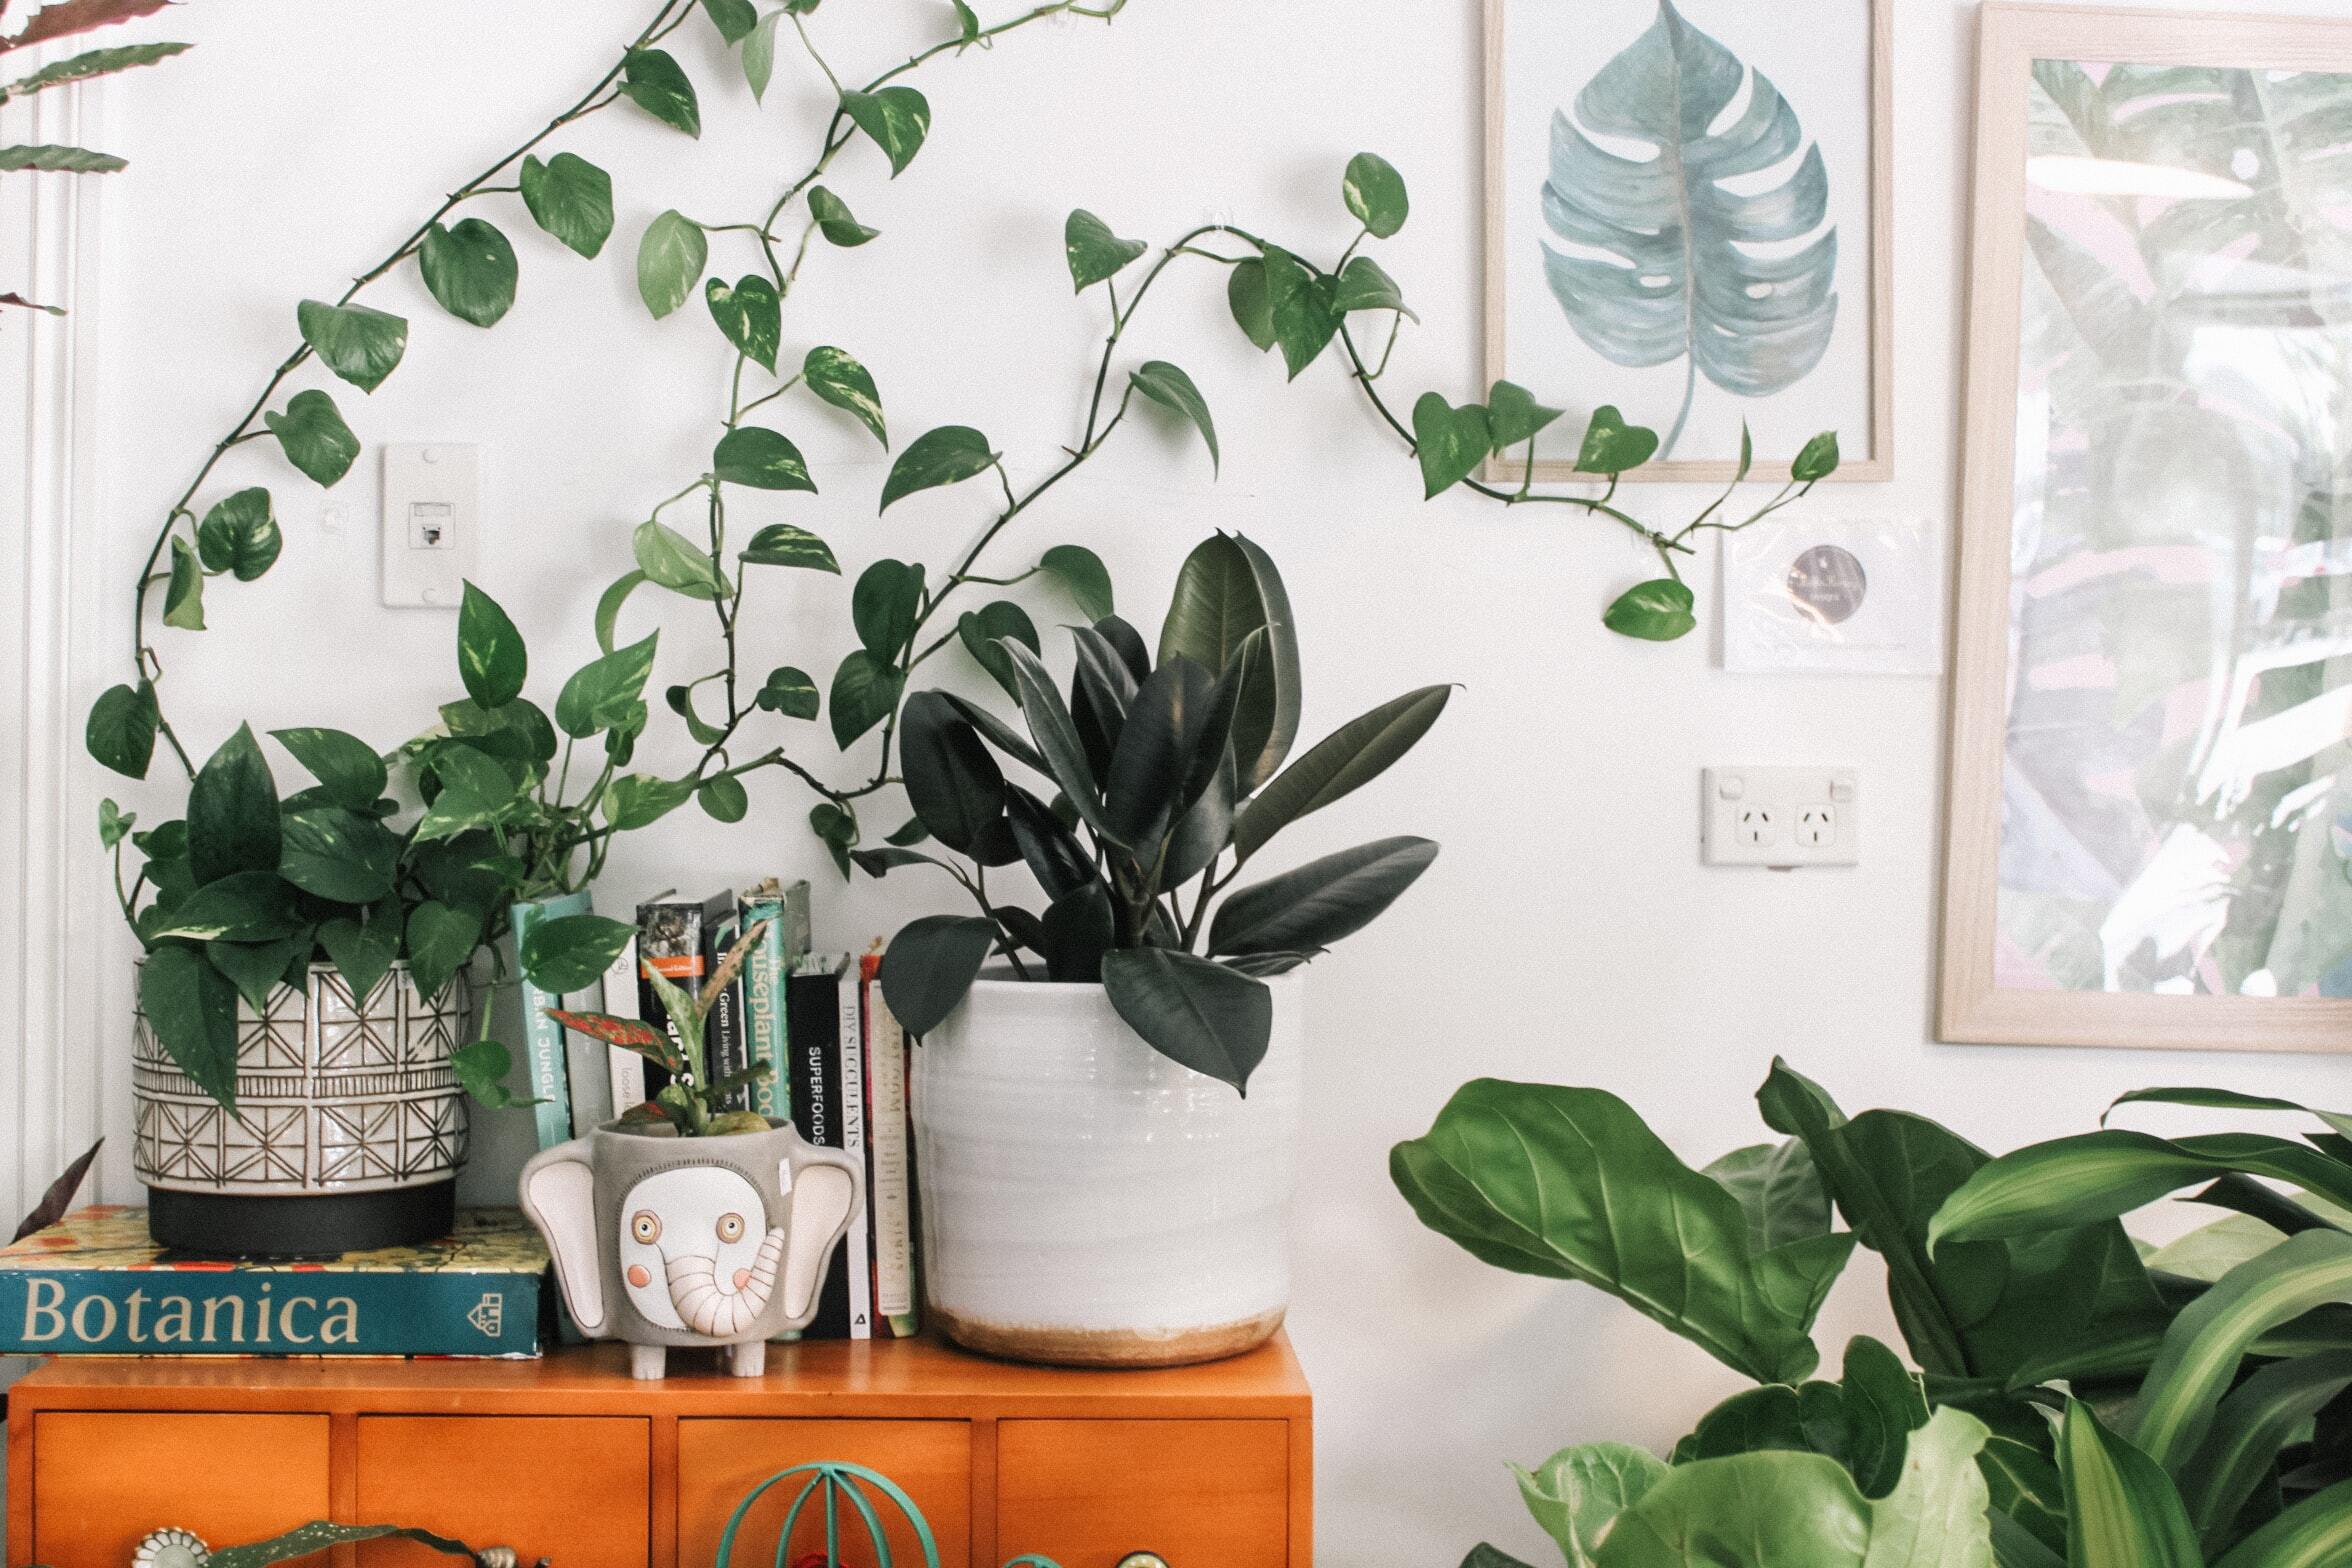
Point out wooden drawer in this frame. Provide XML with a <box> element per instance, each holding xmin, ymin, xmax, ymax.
<box><xmin>998</xmin><ymin>1419</ymin><xmax>1290</xmax><ymax>1568</ymax></box>
<box><xmin>30</xmin><ymin>1412</ymin><xmax>329</xmax><ymax>1568</ymax></box>
<box><xmin>678</xmin><ymin>1420</ymin><xmax>971</xmax><ymax>1568</ymax></box>
<box><xmin>355</xmin><ymin>1416</ymin><xmax>649</xmax><ymax>1568</ymax></box>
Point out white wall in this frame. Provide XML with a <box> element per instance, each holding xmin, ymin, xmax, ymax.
<box><xmin>25</xmin><ymin>0</ymin><xmax>2352</xmax><ymax>1561</ymax></box>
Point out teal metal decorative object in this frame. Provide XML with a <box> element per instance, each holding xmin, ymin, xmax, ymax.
<box><xmin>715</xmin><ymin>1461</ymin><xmax>1066</xmax><ymax>1568</ymax></box>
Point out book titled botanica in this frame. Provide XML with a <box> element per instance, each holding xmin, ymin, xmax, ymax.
<box><xmin>0</xmin><ymin>1206</ymin><xmax>548</xmax><ymax>1358</ymax></box>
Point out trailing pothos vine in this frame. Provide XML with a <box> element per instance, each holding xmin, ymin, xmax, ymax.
<box><xmin>87</xmin><ymin>0</ymin><xmax>1834</xmax><ymax>1113</ymax></box>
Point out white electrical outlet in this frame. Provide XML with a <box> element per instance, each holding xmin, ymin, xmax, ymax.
<box><xmin>381</xmin><ymin>444</ymin><xmax>480</xmax><ymax>608</ymax></box>
<box><xmin>1702</xmin><ymin>768</ymin><xmax>1860</xmax><ymax>868</ymax></box>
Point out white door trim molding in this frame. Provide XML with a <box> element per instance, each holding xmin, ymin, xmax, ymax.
<box><xmin>2</xmin><ymin>66</ymin><xmax>115</xmax><ymax>1229</ymax></box>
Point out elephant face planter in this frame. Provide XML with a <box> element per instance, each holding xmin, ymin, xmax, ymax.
<box><xmin>520</xmin><ymin>1119</ymin><xmax>859</xmax><ymax>1379</ymax></box>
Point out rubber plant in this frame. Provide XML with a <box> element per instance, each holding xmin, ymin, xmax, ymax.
<box><xmin>866</xmin><ymin>531</ymin><xmax>1448</xmax><ymax>1092</ymax></box>
<box><xmin>0</xmin><ymin>0</ymin><xmax>191</xmax><ymax>314</ymax></box>
<box><xmin>1398</xmin><ymin>1067</ymin><xmax>2352</xmax><ymax>1567</ymax></box>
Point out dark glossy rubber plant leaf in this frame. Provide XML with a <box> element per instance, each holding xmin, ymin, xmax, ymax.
<box><xmin>1209</xmin><ymin>836</ymin><xmax>1438</xmax><ymax>958</ymax></box>
<box><xmin>1158</xmin><ymin>532</ymin><xmax>1299</xmax><ymax>791</ymax></box>
<box><xmin>1100</xmin><ymin>947</ymin><xmax>1271</xmax><ymax>1094</ymax></box>
<box><xmin>879</xmin><ymin>914</ymin><xmax>998</xmax><ymax>1036</ymax></box>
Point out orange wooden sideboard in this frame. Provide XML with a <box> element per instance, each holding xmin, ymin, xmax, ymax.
<box><xmin>4</xmin><ymin>1334</ymin><xmax>1311</xmax><ymax>1568</ymax></box>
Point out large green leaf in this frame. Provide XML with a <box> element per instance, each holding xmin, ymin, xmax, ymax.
<box><xmin>0</xmin><ymin>143</ymin><xmax>125</xmax><ymax>172</ymax></box>
<box><xmin>880</xmin><ymin>425</ymin><xmax>997</xmax><ymax>511</ymax></box>
<box><xmin>296</xmin><ymin>299</ymin><xmax>406</xmax><ymax>392</ymax></box>
<box><xmin>713</xmin><ymin>425</ymin><xmax>814</xmax><ymax>492</ymax></box>
<box><xmin>1001</xmin><ymin>641</ymin><xmax>1116</xmax><ymax>843</ymax></box>
<box><xmin>519</xmin><ymin>151</ymin><xmax>613</xmax><ymax>259</ymax></box>
<box><xmin>1099</xmin><ymin>947</ymin><xmax>1272</xmax><ymax>1094</ymax></box>
<box><xmin>956</xmin><ymin>600</ymin><xmax>1040</xmax><ymax>699</ymax></box>
<box><xmin>2131</xmin><ymin>1228</ymin><xmax>2352</xmax><ymax>1469</ymax></box>
<box><xmin>139</xmin><ymin>945</ymin><xmax>240</xmax><ymax>1110</ymax></box>
<box><xmin>145</xmin><ymin>870</ymin><xmax>299</xmax><ymax>943</ymax></box>
<box><xmin>1158</xmin><ymin>532</ymin><xmax>1299</xmax><ymax>790</ymax></box>
<box><xmin>1930</xmin><ymin>1132</ymin><xmax>2352</xmax><ymax>1250</ymax></box>
<box><xmin>621</xmin><ymin>48</ymin><xmax>700</xmax><ymax>136</ymax></box>
<box><xmin>1064</xmin><ymin>208</ymin><xmax>1146</xmax><ymax>291</ymax></box>
<box><xmin>879</xmin><ymin>914</ymin><xmax>997</xmax><ymax>1036</ymax></box>
<box><xmin>2110</xmin><ymin>1088</ymin><xmax>2352</xmax><ymax>1144</ymax></box>
<box><xmin>455</xmin><ymin>583</ymin><xmax>527</xmax><ymax>708</ymax></box>
<box><xmin>1208</xmin><ymin>836</ymin><xmax>1437</xmax><ymax>958</ymax></box>
<box><xmin>804</xmin><ymin>345</ymin><xmax>886</xmax><ymax>445</ymax></box>
<box><xmin>1233</xmin><ymin>685</ymin><xmax>1450</xmax><ymax>862</ymax></box>
<box><xmin>1704</xmin><ymin>1138</ymin><xmax>1832</xmax><ymax>1253</ymax></box>
<box><xmin>269</xmin><ymin>727</ymin><xmax>385</xmax><ymax>813</ymax></box>
<box><xmin>2057</xmin><ymin>1402</ymin><xmax>2201</xmax><ymax>1568</ymax></box>
<box><xmin>264</xmin><ymin>389</ymin><xmax>360</xmax><ymax>487</ymax></box>
<box><xmin>1041</xmin><ymin>544</ymin><xmax>1114</xmax><ymax>621</ymax></box>
<box><xmin>1100</xmin><ymin>658</ymin><xmax>1221</xmax><ymax>848</ymax></box>
<box><xmin>1342</xmin><ymin>151</ymin><xmax>1410</xmax><ymax>238</ymax></box>
<box><xmin>1130</xmin><ymin>361</ymin><xmax>1219</xmax><ymax>472</ymax></box>
<box><xmin>195</xmin><ymin>487</ymin><xmax>280</xmax><ymax>582</ymax></box>
<box><xmin>278</xmin><ymin>806</ymin><xmax>399</xmax><ymax>904</ymax></box>
<box><xmin>86</xmin><ymin>680</ymin><xmax>159</xmax><ymax>778</ymax></box>
<box><xmin>851</xmin><ymin>558</ymin><xmax>923</xmax><ymax>660</ymax></box>
<box><xmin>519</xmin><ymin>913</ymin><xmax>635</xmax><ymax>994</ymax></box>
<box><xmin>554</xmin><ymin>633</ymin><xmax>659</xmax><ymax>739</ymax></box>
<box><xmin>404</xmin><ymin>899</ymin><xmax>480</xmax><ymax>1004</ymax></box>
<box><xmin>899</xmin><ymin>692</ymin><xmax>1007</xmax><ymax>856</ymax></box>
<box><xmin>418</xmin><ymin>218</ymin><xmax>517</xmax><ymax>328</ymax></box>
<box><xmin>705</xmin><ymin>274</ymin><xmax>781</xmax><ymax>371</ymax></box>
<box><xmin>1513</xmin><ymin>1443</ymin><xmax>1669</xmax><ymax>1568</ymax></box>
<box><xmin>1541</xmin><ymin>0</ymin><xmax>1837</xmax><ymax>457</ymax></box>
<box><xmin>2213</xmin><ymin>1477</ymin><xmax>2352</xmax><ymax>1568</ymax></box>
<box><xmin>188</xmin><ymin>724</ymin><xmax>281</xmax><ymax>885</ymax></box>
<box><xmin>828</xmin><ymin>650</ymin><xmax>903</xmax><ymax>750</ymax></box>
<box><xmin>2181</xmin><ymin>1349</ymin><xmax>2352</xmax><ymax>1553</ymax></box>
<box><xmin>633</xmin><ymin>520</ymin><xmax>726</xmax><ymax>601</ymax></box>
<box><xmin>636</xmin><ymin>210</ymin><xmax>708</xmax><ymax>319</ymax></box>
<box><xmin>1594</xmin><ymin>1408</ymin><xmax>1994</xmax><ymax>1568</ymax></box>
<box><xmin>1393</xmin><ymin>1077</ymin><xmax>1856</xmax><ymax>1383</ymax></box>
<box><xmin>1413</xmin><ymin>393</ymin><xmax>1490</xmax><ymax>499</ymax></box>
<box><xmin>840</xmin><ymin>85</ymin><xmax>929</xmax><ymax>175</ymax></box>
<box><xmin>1260</xmin><ymin>245</ymin><xmax>1338</xmax><ymax>379</ymax></box>
<box><xmin>1760</xmin><ymin>1061</ymin><xmax>2166</xmax><ymax>1384</ymax></box>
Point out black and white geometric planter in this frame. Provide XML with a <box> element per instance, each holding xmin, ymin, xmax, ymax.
<box><xmin>132</xmin><ymin>961</ymin><xmax>471</xmax><ymax>1256</ymax></box>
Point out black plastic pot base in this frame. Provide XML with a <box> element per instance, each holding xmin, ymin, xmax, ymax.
<box><xmin>147</xmin><ymin>1181</ymin><xmax>457</xmax><ymax>1259</ymax></box>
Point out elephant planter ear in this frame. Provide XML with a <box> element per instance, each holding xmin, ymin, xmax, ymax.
<box><xmin>781</xmin><ymin>1152</ymin><xmax>857</xmax><ymax>1323</ymax></box>
<box><xmin>519</xmin><ymin>1144</ymin><xmax>608</xmax><ymax>1336</ymax></box>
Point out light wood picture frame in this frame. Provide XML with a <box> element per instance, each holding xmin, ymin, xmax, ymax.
<box><xmin>1941</xmin><ymin>3</ymin><xmax>2352</xmax><ymax>1054</ymax></box>
<box><xmin>1480</xmin><ymin>0</ymin><xmax>1893</xmax><ymax>485</ymax></box>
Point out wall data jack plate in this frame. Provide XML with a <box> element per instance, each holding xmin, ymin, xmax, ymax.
<box><xmin>1702</xmin><ymin>767</ymin><xmax>1860</xmax><ymax>869</ymax></box>
<box><xmin>381</xmin><ymin>444</ymin><xmax>480</xmax><ymax>608</ymax></box>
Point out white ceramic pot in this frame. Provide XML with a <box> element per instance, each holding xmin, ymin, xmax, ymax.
<box><xmin>911</xmin><ymin>971</ymin><xmax>1302</xmax><ymax>1368</ymax></box>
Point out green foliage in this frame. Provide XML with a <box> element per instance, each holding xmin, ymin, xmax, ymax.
<box><xmin>549</xmin><ymin>919</ymin><xmax>773</xmax><ymax>1135</ymax></box>
<box><xmin>873</xmin><ymin>535</ymin><xmax>1440</xmax><ymax>1092</ymax></box>
<box><xmin>1403</xmin><ymin>1070</ymin><xmax>2352</xmax><ymax>1566</ymax></box>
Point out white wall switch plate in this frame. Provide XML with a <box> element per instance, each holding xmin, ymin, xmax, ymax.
<box><xmin>1702</xmin><ymin>767</ymin><xmax>1860</xmax><ymax>869</ymax></box>
<box><xmin>381</xmin><ymin>444</ymin><xmax>479</xmax><ymax>608</ymax></box>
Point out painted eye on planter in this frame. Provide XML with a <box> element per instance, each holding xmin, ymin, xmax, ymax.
<box><xmin>631</xmin><ymin>1211</ymin><xmax>662</xmax><ymax>1244</ymax></box>
<box><xmin>716</xmin><ymin>1212</ymin><xmax>745</xmax><ymax>1244</ymax></box>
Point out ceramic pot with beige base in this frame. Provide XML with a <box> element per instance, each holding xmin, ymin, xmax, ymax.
<box><xmin>910</xmin><ymin>970</ymin><xmax>1302</xmax><ymax>1368</ymax></box>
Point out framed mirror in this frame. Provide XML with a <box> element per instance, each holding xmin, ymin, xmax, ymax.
<box><xmin>1942</xmin><ymin>4</ymin><xmax>2352</xmax><ymax>1051</ymax></box>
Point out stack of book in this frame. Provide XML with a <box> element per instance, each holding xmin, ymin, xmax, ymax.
<box><xmin>521</xmin><ymin>878</ymin><xmax>919</xmax><ymax>1343</ymax></box>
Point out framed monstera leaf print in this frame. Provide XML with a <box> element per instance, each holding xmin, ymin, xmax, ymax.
<box><xmin>1943</xmin><ymin>5</ymin><xmax>2352</xmax><ymax>1053</ymax></box>
<box><xmin>1482</xmin><ymin>0</ymin><xmax>1892</xmax><ymax>483</ymax></box>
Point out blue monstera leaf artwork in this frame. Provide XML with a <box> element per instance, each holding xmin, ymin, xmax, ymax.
<box><xmin>1541</xmin><ymin>0</ymin><xmax>1839</xmax><ymax>457</ymax></box>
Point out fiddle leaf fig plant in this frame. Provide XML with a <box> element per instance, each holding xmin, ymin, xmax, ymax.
<box><xmin>547</xmin><ymin>917</ymin><xmax>775</xmax><ymax>1136</ymax></box>
<box><xmin>1402</xmin><ymin>1067</ymin><xmax>2352</xmax><ymax>1568</ymax></box>
<box><xmin>869</xmin><ymin>532</ymin><xmax>1448</xmax><ymax>1093</ymax></box>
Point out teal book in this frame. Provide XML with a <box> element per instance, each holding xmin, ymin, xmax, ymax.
<box><xmin>738</xmin><ymin>878</ymin><xmax>812</xmax><ymax>1123</ymax></box>
<box><xmin>510</xmin><ymin>889</ymin><xmax>591</xmax><ymax>1150</ymax></box>
<box><xmin>0</xmin><ymin>1207</ymin><xmax>548</xmax><ymax>1358</ymax></box>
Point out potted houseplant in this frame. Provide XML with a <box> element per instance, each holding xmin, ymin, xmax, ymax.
<box><xmin>104</xmin><ymin>581</ymin><xmax>668</xmax><ymax>1255</ymax></box>
<box><xmin>523</xmin><ymin>926</ymin><xmax>862</xmax><ymax>1379</ymax></box>
<box><xmin>869</xmin><ymin>531</ymin><xmax>1449</xmax><ymax>1367</ymax></box>
<box><xmin>1399</xmin><ymin>1065</ymin><xmax>2352</xmax><ymax>1566</ymax></box>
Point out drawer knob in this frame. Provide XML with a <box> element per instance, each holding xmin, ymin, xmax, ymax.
<box><xmin>1114</xmin><ymin>1555</ymin><xmax>1171</xmax><ymax>1568</ymax></box>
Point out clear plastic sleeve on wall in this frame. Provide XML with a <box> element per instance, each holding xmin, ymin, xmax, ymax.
<box><xmin>1721</xmin><ymin>517</ymin><xmax>1942</xmax><ymax>675</ymax></box>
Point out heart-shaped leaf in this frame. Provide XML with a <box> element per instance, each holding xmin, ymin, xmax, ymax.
<box><xmin>808</xmin><ymin>185</ymin><xmax>877</xmax><ymax>246</ymax></box>
<box><xmin>852</xmin><ymin>558</ymin><xmax>923</xmax><ymax>659</ymax></box>
<box><xmin>804</xmin><ymin>345</ymin><xmax>886</xmax><ymax>445</ymax></box>
<box><xmin>1793</xmin><ymin>431</ymin><xmax>1842</xmax><ymax>482</ymax></box>
<box><xmin>1576</xmin><ymin>405</ymin><xmax>1661</xmax><ymax>475</ymax></box>
<box><xmin>520</xmin><ymin>912</ymin><xmax>636</xmax><ymax>993</ymax></box>
<box><xmin>270</xmin><ymin>727</ymin><xmax>386</xmax><ymax>813</ymax></box>
<box><xmin>188</xmin><ymin>723</ymin><xmax>281</xmax><ymax>885</ymax></box>
<box><xmin>829</xmin><ymin>650</ymin><xmax>904</xmax><ymax>749</ymax></box>
<box><xmin>418</xmin><ymin>218</ymin><xmax>518</xmax><ymax>328</ymax></box>
<box><xmin>1343</xmin><ymin>151</ymin><xmax>1410</xmax><ymax>238</ymax></box>
<box><xmin>1130</xmin><ymin>360</ymin><xmax>1219</xmax><ymax>473</ymax></box>
<box><xmin>755</xmin><ymin>666</ymin><xmax>819</xmax><ymax>719</ymax></box>
<box><xmin>139</xmin><ymin>946</ymin><xmax>240</xmax><ymax>1111</ymax></box>
<box><xmin>87</xmin><ymin>680</ymin><xmax>159</xmax><ymax>779</ymax></box>
<box><xmin>1413</xmin><ymin>392</ymin><xmax>1491</xmax><ymax>499</ymax></box>
<box><xmin>621</xmin><ymin>48</ymin><xmax>700</xmax><ymax>136</ymax></box>
<box><xmin>880</xmin><ymin>425</ymin><xmax>997</xmax><ymax>511</ymax></box>
<box><xmin>705</xmin><ymin>274</ymin><xmax>781</xmax><ymax>371</ymax></box>
<box><xmin>1486</xmin><ymin>381</ymin><xmax>1565</xmax><ymax>453</ymax></box>
<box><xmin>297</xmin><ymin>299</ymin><xmax>406</xmax><ymax>393</ymax></box>
<box><xmin>1065</xmin><ymin>208</ymin><xmax>1147</xmax><ymax>292</ymax></box>
<box><xmin>1041</xmin><ymin>544</ymin><xmax>1114</xmax><ymax>621</ymax></box>
<box><xmin>519</xmin><ymin>151</ymin><xmax>613</xmax><ymax>259</ymax></box>
<box><xmin>956</xmin><ymin>599</ymin><xmax>1040</xmax><ymax>698</ymax></box>
<box><xmin>1331</xmin><ymin>255</ymin><xmax>1414</xmax><ymax>319</ymax></box>
<box><xmin>636</xmin><ymin>210</ymin><xmax>707</xmax><ymax>319</ymax></box>
<box><xmin>317</xmin><ymin>903</ymin><xmax>402</xmax><ymax>1009</ymax></box>
<box><xmin>279</xmin><ymin>805</ymin><xmax>400</xmax><ymax>904</ymax></box>
<box><xmin>1228</xmin><ymin>259</ymin><xmax>1276</xmax><ymax>351</ymax></box>
<box><xmin>713</xmin><ymin>425</ymin><xmax>814</xmax><ymax>492</ymax></box>
<box><xmin>604</xmin><ymin>773</ymin><xmax>695</xmax><ymax>832</ymax></box>
<box><xmin>633</xmin><ymin>521</ymin><xmax>726</xmax><ymax>600</ymax></box>
<box><xmin>1603</xmin><ymin>578</ymin><xmax>1697</xmax><ymax>642</ymax></box>
<box><xmin>404</xmin><ymin>899</ymin><xmax>482</xmax><ymax>1005</ymax></box>
<box><xmin>699</xmin><ymin>774</ymin><xmax>749</xmax><ymax>824</ymax></box>
<box><xmin>742</xmin><ymin>523</ymin><xmax>839</xmax><ymax>572</ymax></box>
<box><xmin>265</xmin><ymin>389</ymin><xmax>360</xmax><ymax>487</ymax></box>
<box><xmin>195</xmin><ymin>487</ymin><xmax>280</xmax><ymax>582</ymax></box>
<box><xmin>1262</xmin><ymin>246</ymin><xmax>1338</xmax><ymax>380</ymax></box>
<box><xmin>456</xmin><ymin>583</ymin><xmax>527</xmax><ymax>707</ymax></box>
<box><xmin>554</xmin><ymin>632</ymin><xmax>660</xmax><ymax>739</ymax></box>
<box><xmin>841</xmin><ymin>85</ymin><xmax>930</xmax><ymax>176</ymax></box>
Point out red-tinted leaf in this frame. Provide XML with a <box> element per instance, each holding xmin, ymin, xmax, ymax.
<box><xmin>13</xmin><ymin>1138</ymin><xmax>102</xmax><ymax>1242</ymax></box>
<box><xmin>545</xmin><ymin>1007</ymin><xmax>682</xmax><ymax>1071</ymax></box>
<box><xmin>0</xmin><ymin>0</ymin><xmax>172</xmax><ymax>53</ymax></box>
<box><xmin>618</xmin><ymin>1099</ymin><xmax>674</xmax><ymax>1125</ymax></box>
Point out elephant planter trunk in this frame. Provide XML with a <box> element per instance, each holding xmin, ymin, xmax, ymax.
<box><xmin>520</xmin><ymin>1119</ymin><xmax>860</xmax><ymax>1379</ymax></box>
